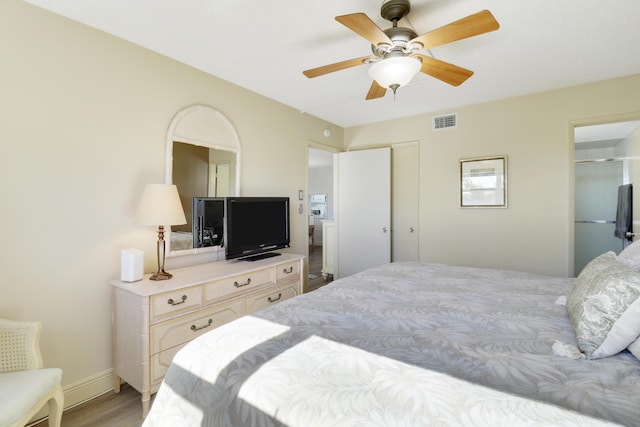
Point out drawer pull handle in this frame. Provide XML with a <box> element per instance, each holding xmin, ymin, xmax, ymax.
<box><xmin>268</xmin><ymin>293</ymin><xmax>282</xmax><ymax>303</ymax></box>
<box><xmin>234</xmin><ymin>278</ymin><xmax>251</xmax><ymax>288</ymax></box>
<box><xmin>191</xmin><ymin>318</ymin><xmax>213</xmax><ymax>332</ymax></box>
<box><xmin>282</xmin><ymin>267</ymin><xmax>294</xmax><ymax>274</ymax></box>
<box><xmin>167</xmin><ymin>295</ymin><xmax>187</xmax><ymax>306</ymax></box>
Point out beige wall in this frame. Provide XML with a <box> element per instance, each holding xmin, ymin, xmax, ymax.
<box><xmin>4</xmin><ymin>0</ymin><xmax>640</xmax><ymax>412</ymax></box>
<box><xmin>346</xmin><ymin>75</ymin><xmax>640</xmax><ymax>277</ymax></box>
<box><xmin>1</xmin><ymin>0</ymin><xmax>342</xmax><ymax>406</ymax></box>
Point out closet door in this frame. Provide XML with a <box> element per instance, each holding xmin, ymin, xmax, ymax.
<box><xmin>392</xmin><ymin>142</ymin><xmax>419</xmax><ymax>262</ymax></box>
<box><xmin>336</xmin><ymin>147</ymin><xmax>391</xmax><ymax>278</ymax></box>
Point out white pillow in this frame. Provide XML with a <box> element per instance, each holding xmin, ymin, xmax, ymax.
<box><xmin>566</xmin><ymin>251</ymin><xmax>640</xmax><ymax>359</ymax></box>
<box><xmin>628</xmin><ymin>337</ymin><xmax>640</xmax><ymax>360</ymax></box>
<box><xmin>618</xmin><ymin>240</ymin><xmax>640</xmax><ymax>269</ymax></box>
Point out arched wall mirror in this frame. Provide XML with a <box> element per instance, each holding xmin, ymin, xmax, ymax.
<box><xmin>165</xmin><ymin>104</ymin><xmax>241</xmax><ymax>257</ymax></box>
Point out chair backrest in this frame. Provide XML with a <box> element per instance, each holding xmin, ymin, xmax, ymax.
<box><xmin>0</xmin><ymin>319</ymin><xmax>43</xmax><ymax>373</ymax></box>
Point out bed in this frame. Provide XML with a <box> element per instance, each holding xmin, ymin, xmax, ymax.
<box><xmin>143</xmin><ymin>257</ymin><xmax>640</xmax><ymax>426</ymax></box>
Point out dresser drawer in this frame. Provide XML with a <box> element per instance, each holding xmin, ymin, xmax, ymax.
<box><xmin>245</xmin><ymin>284</ymin><xmax>298</xmax><ymax>314</ymax></box>
<box><xmin>205</xmin><ymin>268</ymin><xmax>273</xmax><ymax>304</ymax></box>
<box><xmin>150</xmin><ymin>299</ymin><xmax>244</xmax><ymax>356</ymax></box>
<box><xmin>276</xmin><ymin>260</ymin><xmax>300</xmax><ymax>283</ymax></box>
<box><xmin>150</xmin><ymin>286</ymin><xmax>202</xmax><ymax>322</ymax></box>
<box><xmin>150</xmin><ymin>343</ymin><xmax>185</xmax><ymax>387</ymax></box>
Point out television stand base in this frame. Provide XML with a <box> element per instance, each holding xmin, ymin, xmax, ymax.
<box><xmin>241</xmin><ymin>252</ymin><xmax>281</xmax><ymax>262</ymax></box>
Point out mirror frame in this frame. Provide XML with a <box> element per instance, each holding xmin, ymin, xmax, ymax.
<box><xmin>165</xmin><ymin>104</ymin><xmax>241</xmax><ymax>258</ymax></box>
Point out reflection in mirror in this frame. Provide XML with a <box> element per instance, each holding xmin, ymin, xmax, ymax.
<box><xmin>165</xmin><ymin>105</ymin><xmax>241</xmax><ymax>257</ymax></box>
<box><xmin>171</xmin><ymin>143</ymin><xmax>237</xmax><ymax>250</ymax></box>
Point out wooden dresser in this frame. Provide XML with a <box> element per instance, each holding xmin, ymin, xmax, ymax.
<box><xmin>110</xmin><ymin>253</ymin><xmax>304</xmax><ymax>416</ymax></box>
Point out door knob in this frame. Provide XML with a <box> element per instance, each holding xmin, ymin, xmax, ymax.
<box><xmin>382</xmin><ymin>227</ymin><xmax>388</xmax><ymax>233</ymax></box>
<box><xmin>409</xmin><ymin>227</ymin><xmax>415</xmax><ymax>233</ymax></box>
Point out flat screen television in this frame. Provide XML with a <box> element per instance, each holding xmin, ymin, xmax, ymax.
<box><xmin>192</xmin><ymin>197</ymin><xmax>224</xmax><ymax>248</ymax></box>
<box><xmin>224</xmin><ymin>196</ymin><xmax>290</xmax><ymax>261</ymax></box>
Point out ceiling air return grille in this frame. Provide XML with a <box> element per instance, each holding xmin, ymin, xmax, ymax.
<box><xmin>433</xmin><ymin>113</ymin><xmax>458</xmax><ymax>130</ymax></box>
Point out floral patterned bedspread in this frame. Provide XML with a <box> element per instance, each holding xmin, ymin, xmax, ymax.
<box><xmin>143</xmin><ymin>262</ymin><xmax>640</xmax><ymax>426</ymax></box>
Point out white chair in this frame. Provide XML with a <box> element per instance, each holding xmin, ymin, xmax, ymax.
<box><xmin>0</xmin><ymin>319</ymin><xmax>63</xmax><ymax>427</ymax></box>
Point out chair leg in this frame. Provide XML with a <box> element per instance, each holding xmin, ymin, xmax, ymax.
<box><xmin>47</xmin><ymin>385</ymin><xmax>64</xmax><ymax>427</ymax></box>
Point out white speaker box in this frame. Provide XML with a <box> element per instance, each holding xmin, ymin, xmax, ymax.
<box><xmin>121</xmin><ymin>248</ymin><xmax>144</xmax><ymax>282</ymax></box>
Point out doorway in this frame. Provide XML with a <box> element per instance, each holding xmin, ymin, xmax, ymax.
<box><xmin>573</xmin><ymin>120</ymin><xmax>640</xmax><ymax>276</ymax></box>
<box><xmin>308</xmin><ymin>145</ymin><xmax>336</xmax><ymax>291</ymax></box>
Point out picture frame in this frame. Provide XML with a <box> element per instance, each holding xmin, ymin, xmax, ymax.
<box><xmin>459</xmin><ymin>156</ymin><xmax>507</xmax><ymax>208</ymax></box>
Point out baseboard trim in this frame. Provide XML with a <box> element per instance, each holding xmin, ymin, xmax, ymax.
<box><xmin>28</xmin><ymin>369</ymin><xmax>115</xmax><ymax>424</ymax></box>
<box><xmin>63</xmin><ymin>369</ymin><xmax>115</xmax><ymax>409</ymax></box>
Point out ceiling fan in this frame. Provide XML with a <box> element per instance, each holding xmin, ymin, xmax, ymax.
<box><xmin>303</xmin><ymin>0</ymin><xmax>499</xmax><ymax>100</ymax></box>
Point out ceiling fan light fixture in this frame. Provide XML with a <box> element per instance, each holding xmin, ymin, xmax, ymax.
<box><xmin>368</xmin><ymin>56</ymin><xmax>421</xmax><ymax>93</ymax></box>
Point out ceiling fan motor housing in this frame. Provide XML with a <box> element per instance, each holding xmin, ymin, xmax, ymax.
<box><xmin>371</xmin><ymin>24</ymin><xmax>417</xmax><ymax>57</ymax></box>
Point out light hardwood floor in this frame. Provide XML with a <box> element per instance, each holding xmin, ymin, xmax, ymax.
<box><xmin>32</xmin><ymin>384</ymin><xmax>144</xmax><ymax>427</ymax></box>
<box><xmin>307</xmin><ymin>244</ymin><xmax>332</xmax><ymax>292</ymax></box>
<box><xmin>33</xmin><ymin>248</ymin><xmax>330</xmax><ymax>427</ymax></box>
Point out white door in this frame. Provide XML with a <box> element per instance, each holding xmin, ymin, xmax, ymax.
<box><xmin>336</xmin><ymin>147</ymin><xmax>391</xmax><ymax>278</ymax></box>
<box><xmin>392</xmin><ymin>142</ymin><xmax>419</xmax><ymax>262</ymax></box>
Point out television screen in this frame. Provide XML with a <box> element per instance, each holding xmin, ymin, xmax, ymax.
<box><xmin>225</xmin><ymin>197</ymin><xmax>290</xmax><ymax>261</ymax></box>
<box><xmin>192</xmin><ymin>197</ymin><xmax>224</xmax><ymax>248</ymax></box>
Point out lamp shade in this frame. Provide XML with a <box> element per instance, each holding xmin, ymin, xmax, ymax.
<box><xmin>135</xmin><ymin>184</ymin><xmax>187</xmax><ymax>226</ymax></box>
<box><xmin>368</xmin><ymin>56</ymin><xmax>421</xmax><ymax>89</ymax></box>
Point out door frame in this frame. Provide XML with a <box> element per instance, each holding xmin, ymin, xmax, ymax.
<box><xmin>569</xmin><ymin>112</ymin><xmax>640</xmax><ymax>276</ymax></box>
<box><xmin>306</xmin><ymin>141</ymin><xmax>341</xmax><ymax>290</ymax></box>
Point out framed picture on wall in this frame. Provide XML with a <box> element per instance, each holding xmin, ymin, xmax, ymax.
<box><xmin>459</xmin><ymin>156</ymin><xmax>507</xmax><ymax>208</ymax></box>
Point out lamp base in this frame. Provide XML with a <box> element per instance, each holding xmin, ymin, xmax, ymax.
<box><xmin>150</xmin><ymin>225</ymin><xmax>172</xmax><ymax>281</ymax></box>
<box><xmin>150</xmin><ymin>271</ymin><xmax>173</xmax><ymax>281</ymax></box>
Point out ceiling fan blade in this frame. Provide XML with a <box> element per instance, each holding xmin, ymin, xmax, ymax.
<box><xmin>366</xmin><ymin>80</ymin><xmax>387</xmax><ymax>100</ymax></box>
<box><xmin>409</xmin><ymin>10</ymin><xmax>499</xmax><ymax>50</ymax></box>
<box><xmin>414</xmin><ymin>55</ymin><xmax>473</xmax><ymax>86</ymax></box>
<box><xmin>303</xmin><ymin>55</ymin><xmax>374</xmax><ymax>78</ymax></box>
<box><xmin>336</xmin><ymin>13</ymin><xmax>393</xmax><ymax>47</ymax></box>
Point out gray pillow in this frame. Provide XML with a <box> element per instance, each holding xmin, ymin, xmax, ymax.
<box><xmin>567</xmin><ymin>251</ymin><xmax>640</xmax><ymax>359</ymax></box>
<box><xmin>618</xmin><ymin>240</ymin><xmax>640</xmax><ymax>269</ymax></box>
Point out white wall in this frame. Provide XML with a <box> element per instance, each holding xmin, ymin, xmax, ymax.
<box><xmin>0</xmin><ymin>0</ymin><xmax>342</xmax><ymax>407</ymax></box>
<box><xmin>345</xmin><ymin>75</ymin><xmax>640</xmax><ymax>277</ymax></box>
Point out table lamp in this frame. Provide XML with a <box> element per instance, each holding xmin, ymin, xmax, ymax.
<box><xmin>135</xmin><ymin>184</ymin><xmax>186</xmax><ymax>280</ymax></box>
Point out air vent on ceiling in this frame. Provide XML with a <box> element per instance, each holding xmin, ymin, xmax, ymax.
<box><xmin>433</xmin><ymin>113</ymin><xmax>458</xmax><ymax>130</ymax></box>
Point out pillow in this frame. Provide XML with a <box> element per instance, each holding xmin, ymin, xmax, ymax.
<box><xmin>566</xmin><ymin>251</ymin><xmax>640</xmax><ymax>359</ymax></box>
<box><xmin>628</xmin><ymin>337</ymin><xmax>640</xmax><ymax>360</ymax></box>
<box><xmin>618</xmin><ymin>240</ymin><xmax>640</xmax><ymax>269</ymax></box>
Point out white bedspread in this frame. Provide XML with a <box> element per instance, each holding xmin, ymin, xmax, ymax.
<box><xmin>144</xmin><ymin>262</ymin><xmax>640</xmax><ymax>426</ymax></box>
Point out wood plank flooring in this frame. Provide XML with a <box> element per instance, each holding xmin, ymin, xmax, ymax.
<box><xmin>33</xmin><ymin>248</ymin><xmax>331</xmax><ymax>427</ymax></box>
<box><xmin>307</xmin><ymin>244</ymin><xmax>332</xmax><ymax>292</ymax></box>
<box><xmin>32</xmin><ymin>384</ymin><xmax>144</xmax><ymax>427</ymax></box>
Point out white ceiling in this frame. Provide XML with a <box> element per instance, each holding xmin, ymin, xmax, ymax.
<box><xmin>21</xmin><ymin>0</ymin><xmax>640</xmax><ymax>128</ymax></box>
<box><xmin>575</xmin><ymin>121</ymin><xmax>640</xmax><ymax>144</ymax></box>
